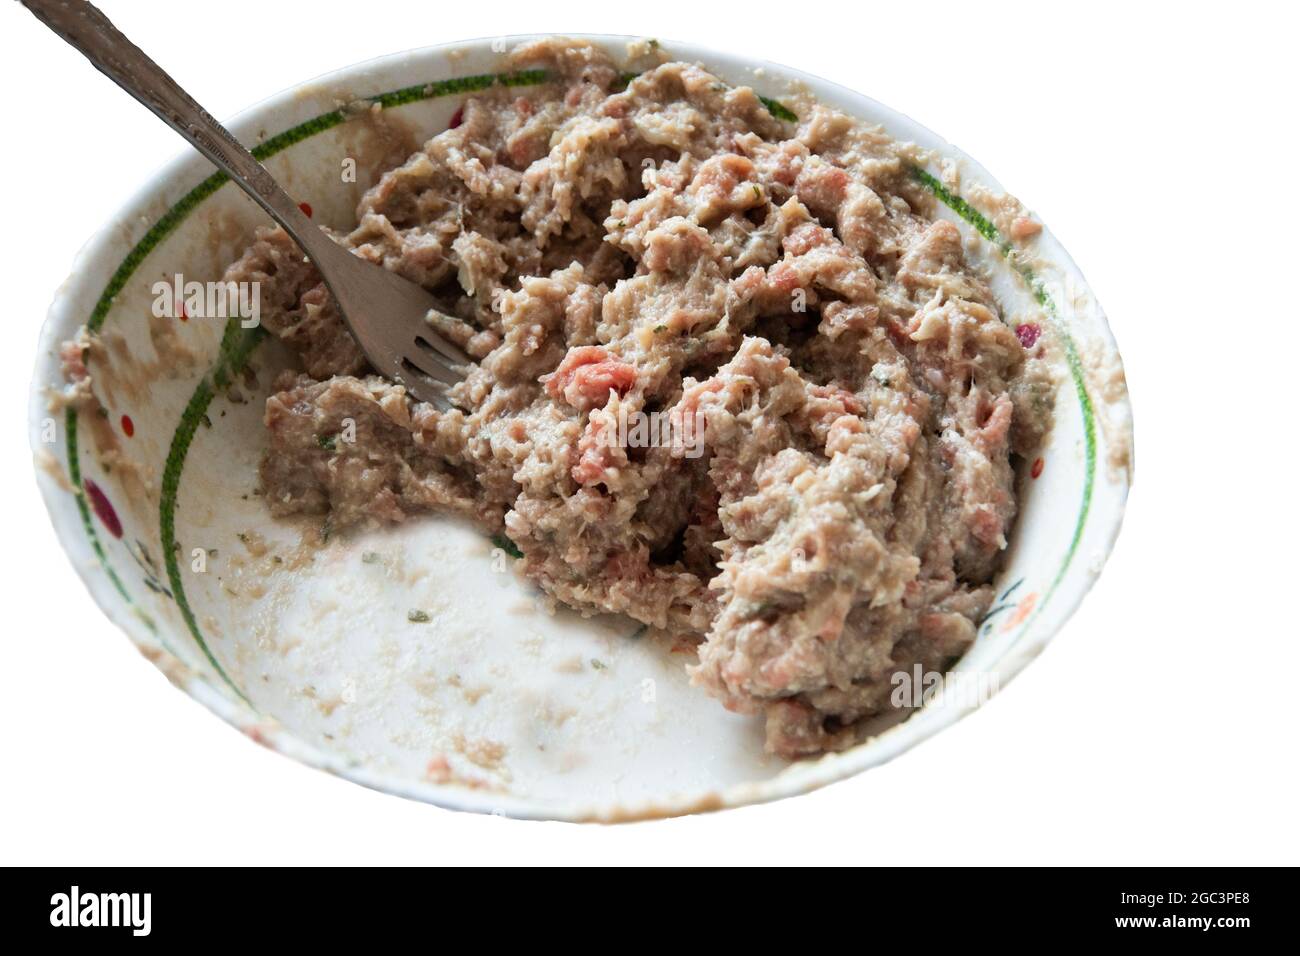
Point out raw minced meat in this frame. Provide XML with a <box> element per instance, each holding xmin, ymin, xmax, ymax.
<box><xmin>209</xmin><ymin>39</ymin><xmax>1054</xmax><ymax>756</ymax></box>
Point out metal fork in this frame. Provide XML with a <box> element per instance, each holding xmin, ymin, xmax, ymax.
<box><xmin>22</xmin><ymin>0</ymin><xmax>470</xmax><ymax>405</ymax></box>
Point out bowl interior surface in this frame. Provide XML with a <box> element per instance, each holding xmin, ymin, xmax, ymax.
<box><xmin>30</xmin><ymin>34</ymin><xmax>1132</xmax><ymax>821</ymax></box>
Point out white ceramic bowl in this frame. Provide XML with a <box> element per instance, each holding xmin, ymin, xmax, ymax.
<box><xmin>28</xmin><ymin>34</ymin><xmax>1133</xmax><ymax>821</ymax></box>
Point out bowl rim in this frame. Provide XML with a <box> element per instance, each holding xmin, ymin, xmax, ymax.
<box><xmin>29</xmin><ymin>32</ymin><xmax>1133</xmax><ymax>822</ymax></box>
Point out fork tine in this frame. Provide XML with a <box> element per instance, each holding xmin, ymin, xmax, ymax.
<box><xmin>414</xmin><ymin>333</ymin><xmax>472</xmax><ymax>369</ymax></box>
<box><xmin>397</xmin><ymin>364</ymin><xmax>454</xmax><ymax>409</ymax></box>
<box><xmin>400</xmin><ymin>348</ymin><xmax>461</xmax><ymax>391</ymax></box>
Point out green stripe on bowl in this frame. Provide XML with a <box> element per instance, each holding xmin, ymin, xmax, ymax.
<box><xmin>159</xmin><ymin>324</ymin><xmax>266</xmax><ymax>703</ymax></box>
<box><xmin>910</xmin><ymin>166</ymin><xmax>1098</xmax><ymax>619</ymax></box>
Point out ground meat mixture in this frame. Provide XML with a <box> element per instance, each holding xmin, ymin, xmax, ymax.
<box><xmin>229</xmin><ymin>39</ymin><xmax>1054</xmax><ymax>756</ymax></box>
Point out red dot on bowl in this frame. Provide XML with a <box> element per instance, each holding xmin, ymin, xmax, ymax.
<box><xmin>120</xmin><ymin>414</ymin><xmax>134</xmax><ymax>438</ymax></box>
<box><xmin>84</xmin><ymin>479</ymin><xmax>123</xmax><ymax>539</ymax></box>
<box><xmin>1016</xmin><ymin>323</ymin><xmax>1041</xmax><ymax>349</ymax></box>
<box><xmin>449</xmin><ymin>105</ymin><xmax>464</xmax><ymax>129</ymax></box>
<box><xmin>1031</xmin><ymin>457</ymin><xmax>1045</xmax><ymax>479</ymax></box>
<box><xmin>298</xmin><ymin>201</ymin><xmax>313</xmax><ymax>218</ymax></box>
<box><xmin>177</xmin><ymin>300</ymin><xmax>187</xmax><ymax>322</ymax></box>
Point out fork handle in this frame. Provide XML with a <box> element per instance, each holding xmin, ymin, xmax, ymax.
<box><xmin>22</xmin><ymin>0</ymin><xmax>337</xmax><ymax>268</ymax></box>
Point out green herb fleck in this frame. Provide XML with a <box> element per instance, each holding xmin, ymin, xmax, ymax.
<box><xmin>491</xmin><ymin>533</ymin><xmax>523</xmax><ymax>559</ymax></box>
<box><xmin>759</xmin><ymin>96</ymin><xmax>798</xmax><ymax>123</ymax></box>
<box><xmin>361</xmin><ymin>551</ymin><xmax>381</xmax><ymax>564</ymax></box>
<box><xmin>590</xmin><ymin>658</ymin><xmax>606</xmax><ymax>670</ymax></box>
<box><xmin>316</xmin><ymin>434</ymin><xmax>336</xmax><ymax>451</ymax></box>
<box><xmin>408</xmin><ymin>609</ymin><xmax>432</xmax><ymax>623</ymax></box>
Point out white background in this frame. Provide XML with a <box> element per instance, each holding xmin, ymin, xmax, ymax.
<box><xmin>1</xmin><ymin>0</ymin><xmax>1295</xmax><ymax>866</ymax></box>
